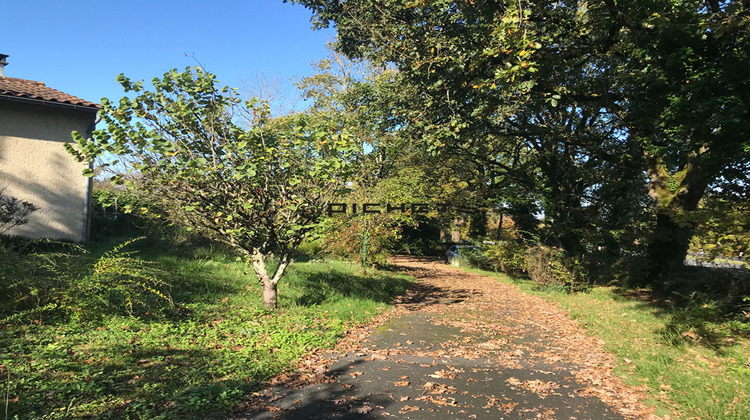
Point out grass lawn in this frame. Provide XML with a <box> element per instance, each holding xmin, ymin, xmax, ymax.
<box><xmin>0</xmin><ymin>242</ymin><xmax>413</xmax><ymax>419</ymax></box>
<box><xmin>465</xmin><ymin>267</ymin><xmax>750</xmax><ymax>419</ymax></box>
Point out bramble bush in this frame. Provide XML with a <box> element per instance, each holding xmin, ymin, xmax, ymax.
<box><xmin>321</xmin><ymin>213</ymin><xmax>403</xmax><ymax>266</ymax></box>
<box><xmin>0</xmin><ymin>238</ymin><xmax>172</xmax><ymax>324</ymax></box>
<box><xmin>91</xmin><ymin>185</ymin><xmax>202</xmax><ymax>246</ymax></box>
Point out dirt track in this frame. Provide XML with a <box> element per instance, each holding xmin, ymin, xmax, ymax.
<box><xmin>232</xmin><ymin>256</ymin><xmax>658</xmax><ymax>419</ymax></box>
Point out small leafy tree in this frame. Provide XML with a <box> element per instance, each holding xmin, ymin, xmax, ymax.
<box><xmin>67</xmin><ymin>67</ymin><xmax>354</xmax><ymax>309</ymax></box>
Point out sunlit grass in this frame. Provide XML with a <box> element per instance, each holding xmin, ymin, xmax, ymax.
<box><xmin>465</xmin><ymin>267</ymin><xmax>750</xmax><ymax>419</ymax></box>
<box><xmin>0</xmin><ymin>244</ymin><xmax>412</xmax><ymax>419</ymax></box>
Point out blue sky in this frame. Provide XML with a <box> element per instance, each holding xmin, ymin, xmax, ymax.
<box><xmin>2</xmin><ymin>0</ymin><xmax>335</xmax><ymax>108</ymax></box>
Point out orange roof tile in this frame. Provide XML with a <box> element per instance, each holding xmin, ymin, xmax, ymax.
<box><xmin>0</xmin><ymin>76</ymin><xmax>99</xmax><ymax>110</ymax></box>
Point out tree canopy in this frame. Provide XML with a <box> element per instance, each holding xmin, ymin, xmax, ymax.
<box><xmin>291</xmin><ymin>0</ymin><xmax>750</xmax><ymax>284</ymax></box>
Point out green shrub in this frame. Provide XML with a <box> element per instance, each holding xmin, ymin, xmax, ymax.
<box><xmin>68</xmin><ymin>238</ymin><xmax>173</xmax><ymax>320</ymax></box>
<box><xmin>294</xmin><ymin>239</ymin><xmax>324</xmax><ymax>258</ymax></box>
<box><xmin>321</xmin><ymin>214</ymin><xmax>402</xmax><ymax>266</ymax></box>
<box><xmin>461</xmin><ymin>247</ymin><xmax>488</xmax><ymax>269</ymax></box>
<box><xmin>1</xmin><ymin>240</ymin><xmax>87</xmax><ymax>322</ymax></box>
<box><xmin>483</xmin><ymin>241</ymin><xmax>527</xmax><ymax>277</ymax></box>
<box><xmin>523</xmin><ymin>246</ymin><xmax>588</xmax><ymax>292</ymax></box>
<box><xmin>1</xmin><ymin>238</ymin><xmax>172</xmax><ymax>324</ymax></box>
<box><xmin>91</xmin><ymin>186</ymin><xmax>204</xmax><ymax>246</ymax></box>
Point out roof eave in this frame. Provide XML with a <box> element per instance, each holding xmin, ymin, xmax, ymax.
<box><xmin>0</xmin><ymin>94</ymin><xmax>100</xmax><ymax>114</ymax></box>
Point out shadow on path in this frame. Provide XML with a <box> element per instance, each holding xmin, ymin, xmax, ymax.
<box><xmin>229</xmin><ymin>256</ymin><xmax>651</xmax><ymax>419</ymax></box>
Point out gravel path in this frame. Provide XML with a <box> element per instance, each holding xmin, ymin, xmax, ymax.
<box><xmin>231</xmin><ymin>256</ymin><xmax>659</xmax><ymax>419</ymax></box>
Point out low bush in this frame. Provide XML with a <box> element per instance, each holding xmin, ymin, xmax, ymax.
<box><xmin>523</xmin><ymin>245</ymin><xmax>588</xmax><ymax>292</ymax></box>
<box><xmin>483</xmin><ymin>241</ymin><xmax>527</xmax><ymax>277</ymax></box>
<box><xmin>68</xmin><ymin>238</ymin><xmax>173</xmax><ymax>320</ymax></box>
<box><xmin>294</xmin><ymin>238</ymin><xmax>324</xmax><ymax>259</ymax></box>
<box><xmin>460</xmin><ymin>246</ymin><xmax>489</xmax><ymax>269</ymax></box>
<box><xmin>91</xmin><ymin>186</ymin><xmax>206</xmax><ymax>246</ymax></box>
<box><xmin>320</xmin><ymin>214</ymin><xmax>402</xmax><ymax>266</ymax></box>
<box><xmin>1</xmin><ymin>238</ymin><xmax>172</xmax><ymax>324</ymax></box>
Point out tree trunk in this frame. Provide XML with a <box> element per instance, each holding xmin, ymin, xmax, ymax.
<box><xmin>495</xmin><ymin>213</ymin><xmax>504</xmax><ymax>241</ymax></box>
<box><xmin>645</xmin><ymin>211</ymin><xmax>694</xmax><ymax>278</ymax></box>
<box><xmin>644</xmin><ymin>155</ymin><xmax>707</xmax><ymax>287</ymax></box>
<box><xmin>262</xmin><ymin>281</ymin><xmax>278</xmax><ymax>310</ymax></box>
<box><xmin>249</xmin><ymin>250</ymin><xmax>292</xmax><ymax>311</ymax></box>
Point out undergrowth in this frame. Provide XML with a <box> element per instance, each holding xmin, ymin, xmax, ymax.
<box><xmin>0</xmin><ymin>242</ymin><xmax>412</xmax><ymax>419</ymax></box>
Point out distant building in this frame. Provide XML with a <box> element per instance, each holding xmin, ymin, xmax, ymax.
<box><xmin>0</xmin><ymin>54</ymin><xmax>99</xmax><ymax>241</ymax></box>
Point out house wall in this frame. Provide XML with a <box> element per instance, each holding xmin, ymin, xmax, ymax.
<box><xmin>0</xmin><ymin>100</ymin><xmax>95</xmax><ymax>241</ymax></box>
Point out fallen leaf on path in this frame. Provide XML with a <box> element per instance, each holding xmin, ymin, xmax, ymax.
<box><xmin>399</xmin><ymin>405</ymin><xmax>420</xmax><ymax>413</ymax></box>
<box><xmin>506</xmin><ymin>378</ymin><xmax>560</xmax><ymax>398</ymax></box>
<box><xmin>501</xmin><ymin>402</ymin><xmax>518</xmax><ymax>413</ymax></box>
<box><xmin>418</xmin><ymin>395</ymin><xmax>459</xmax><ymax>406</ymax></box>
<box><xmin>356</xmin><ymin>405</ymin><xmax>373</xmax><ymax>414</ymax></box>
<box><xmin>429</xmin><ymin>369</ymin><xmax>456</xmax><ymax>379</ymax></box>
<box><xmin>422</xmin><ymin>381</ymin><xmax>457</xmax><ymax>394</ymax></box>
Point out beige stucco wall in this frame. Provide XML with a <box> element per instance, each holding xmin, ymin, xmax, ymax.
<box><xmin>0</xmin><ymin>100</ymin><xmax>95</xmax><ymax>242</ymax></box>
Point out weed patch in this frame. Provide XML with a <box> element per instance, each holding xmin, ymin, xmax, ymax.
<box><xmin>0</xmin><ymin>244</ymin><xmax>411</xmax><ymax>419</ymax></box>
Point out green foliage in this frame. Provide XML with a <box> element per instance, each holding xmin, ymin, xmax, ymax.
<box><xmin>661</xmin><ymin>291</ymin><xmax>745</xmax><ymax>345</ymax></box>
<box><xmin>321</xmin><ymin>213</ymin><xmax>402</xmax><ymax>266</ymax></box>
<box><xmin>690</xmin><ymin>193</ymin><xmax>750</xmax><ymax>261</ymax></box>
<box><xmin>1</xmin><ymin>238</ymin><xmax>172</xmax><ymax>324</ymax></box>
<box><xmin>0</xmin><ymin>244</ymin><xmax>412</xmax><ymax>419</ymax></box>
<box><xmin>483</xmin><ymin>241</ymin><xmax>527</xmax><ymax>277</ymax></box>
<box><xmin>294</xmin><ymin>238</ymin><xmax>324</xmax><ymax>259</ymax></box>
<box><xmin>394</xmin><ymin>216</ymin><xmax>443</xmax><ymax>256</ymax></box>
<box><xmin>523</xmin><ymin>246</ymin><xmax>588</xmax><ymax>293</ymax></box>
<box><xmin>292</xmin><ymin>0</ymin><xmax>750</xmax><ymax>282</ymax></box>
<box><xmin>457</xmin><ymin>246</ymin><xmax>488</xmax><ymax>269</ymax></box>
<box><xmin>90</xmin><ymin>184</ymin><xmax>197</xmax><ymax>245</ymax></box>
<box><xmin>68</xmin><ymin>238</ymin><xmax>173</xmax><ymax>320</ymax></box>
<box><xmin>67</xmin><ymin>66</ymin><xmax>357</xmax><ymax>309</ymax></box>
